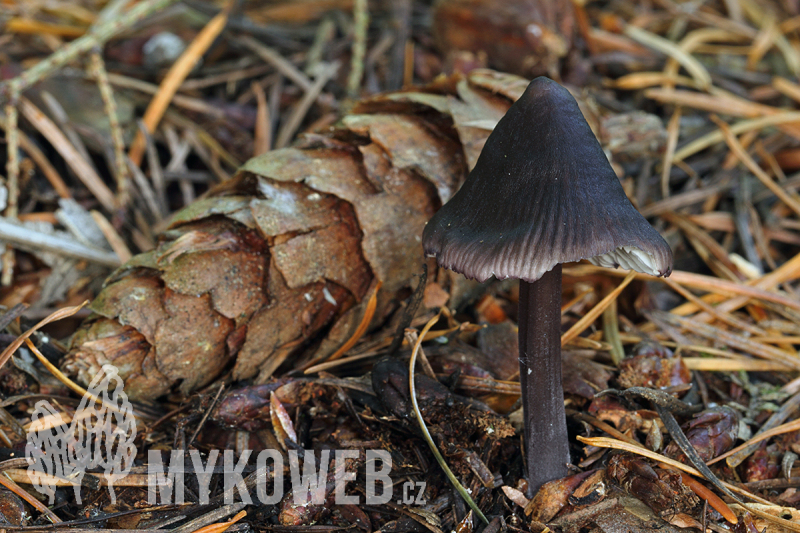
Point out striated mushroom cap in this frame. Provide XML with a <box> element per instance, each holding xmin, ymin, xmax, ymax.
<box><xmin>423</xmin><ymin>77</ymin><xmax>673</xmax><ymax>283</ymax></box>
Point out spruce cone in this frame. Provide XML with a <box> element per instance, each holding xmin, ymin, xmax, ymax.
<box><xmin>63</xmin><ymin>70</ymin><xmax>531</xmax><ymax>400</ymax></box>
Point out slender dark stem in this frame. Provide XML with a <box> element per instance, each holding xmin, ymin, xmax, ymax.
<box><xmin>518</xmin><ymin>264</ymin><xmax>570</xmax><ymax>496</ymax></box>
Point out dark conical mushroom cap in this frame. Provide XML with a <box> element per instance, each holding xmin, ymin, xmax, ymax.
<box><xmin>423</xmin><ymin>77</ymin><xmax>673</xmax><ymax>283</ymax></box>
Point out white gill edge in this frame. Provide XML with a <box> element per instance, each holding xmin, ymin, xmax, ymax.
<box><xmin>588</xmin><ymin>245</ymin><xmax>660</xmax><ymax>276</ymax></box>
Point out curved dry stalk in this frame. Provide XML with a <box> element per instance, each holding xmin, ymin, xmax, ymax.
<box><xmin>407</xmin><ymin>314</ymin><xmax>489</xmax><ymax>525</ymax></box>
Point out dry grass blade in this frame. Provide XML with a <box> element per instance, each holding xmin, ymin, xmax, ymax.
<box><xmin>5</xmin><ymin>469</ymin><xmax>83</xmax><ymax>488</ymax></box>
<box><xmin>645</xmin><ymin>88</ymin><xmax>777</xmax><ymax>117</ymax></box>
<box><xmin>652</xmin><ymin>311</ymin><xmax>800</xmax><ymax>370</ymax></box>
<box><xmin>24</xmin><ymin>340</ymin><xmax>150</xmax><ymax>436</ymax></box>
<box><xmin>645</xmin><ymin>88</ymin><xmax>800</xmax><ymax>140</ymax></box>
<box><xmin>190</xmin><ymin>510</ymin><xmax>247</xmax><ymax>533</ymax></box>
<box><xmin>672</xmin><ymin>112</ymin><xmax>800</xmax><ymax>163</ymax></box>
<box><xmin>662</xmin><ymin>277</ymin><xmax>766</xmax><ymax>336</ymax></box>
<box><xmin>18</xmin><ymin>97</ymin><xmax>116</xmax><ymax>211</ymax></box>
<box><xmin>577</xmin><ymin>436</ymin><xmax>745</xmax><ymax>492</ymax></box>
<box><xmin>662</xmin><ymin>28</ymin><xmax>747</xmax><ymax>85</ymax></box>
<box><xmin>90</xmin><ymin>210</ymin><xmax>133</xmax><ymax>262</ymax></box>
<box><xmin>712</xmin><ymin>115</ymin><xmax>800</xmax><ymax>217</ymax></box>
<box><xmin>773</xmin><ymin>76</ymin><xmax>800</xmax><ymax>104</ymax></box>
<box><xmin>577</xmin><ymin>436</ymin><xmax>784</xmax><ymax>512</ymax></box>
<box><xmin>662</xmin><ymin>211</ymin><xmax>743</xmax><ymax>281</ymax></box>
<box><xmin>682</xmin><ymin>357</ymin><xmax>793</xmax><ymax>372</ymax></box>
<box><xmin>106</xmin><ymin>73</ymin><xmax>226</xmax><ymax>118</ymax></box>
<box><xmin>660</xmin><ymin>106</ymin><xmax>681</xmax><ymax>198</ymax></box>
<box><xmin>0</xmin><ymin>472</ymin><xmax>61</xmax><ymax>524</ymax></box>
<box><xmin>172</xmin><ymin>503</ymin><xmax>248</xmax><ymax>533</ymax></box>
<box><xmin>0</xmin><ymin>302</ymin><xmax>87</xmax><ymax>371</ymax></box>
<box><xmin>303</xmin><ymin>350</ymin><xmax>380</xmax><ymax>375</ymax></box>
<box><xmin>128</xmin><ymin>6</ymin><xmax>231</xmax><ymax>166</ymax></box>
<box><xmin>710</xmin><ymin>417</ymin><xmax>800</xmax><ymax>467</ymax></box>
<box><xmin>237</xmin><ymin>35</ymin><xmax>313</xmax><ymax>92</ymax></box>
<box><xmin>684</xmin><ymin>250</ymin><xmax>800</xmax><ymax>320</ymax></box>
<box><xmin>565</xmin><ymin>263</ymin><xmax>800</xmax><ymax>313</ymax></box>
<box><xmin>623</xmin><ymin>25</ymin><xmax>711</xmax><ymax>90</ymax></box>
<box><xmin>678</xmin><ymin>472</ymin><xmax>738</xmax><ymax>524</ymax></box>
<box><xmin>746</xmin><ymin>13</ymin><xmax>778</xmax><ymax>70</ymax></box>
<box><xmin>689</xmin><ymin>211</ymin><xmax>800</xmax><ymax>247</ymax></box>
<box><xmin>640</xmin><ymin>182</ymin><xmax>729</xmax><ymax>217</ymax></box>
<box><xmin>453</xmin><ymin>375</ymin><xmax>520</xmax><ymax>396</ymax></box>
<box><xmin>5</xmin><ymin>19</ymin><xmax>87</xmax><ymax>38</ymax></box>
<box><xmin>613</xmin><ymin>72</ymin><xmax>699</xmax><ymax>90</ymax></box>
<box><xmin>23</xmin><ymin>338</ymin><xmax>134</xmax><ymax>419</ymax></box>
<box><xmin>275</xmin><ymin>61</ymin><xmax>339</xmax><ymax>148</ymax></box>
<box><xmin>561</xmin><ymin>270</ymin><xmax>636</xmax><ymax>346</ymax></box>
<box><xmin>740</xmin><ymin>0</ymin><xmax>800</xmax><ymax>74</ymax></box>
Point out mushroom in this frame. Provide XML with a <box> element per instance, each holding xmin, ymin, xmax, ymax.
<box><xmin>422</xmin><ymin>77</ymin><xmax>673</xmax><ymax>495</ymax></box>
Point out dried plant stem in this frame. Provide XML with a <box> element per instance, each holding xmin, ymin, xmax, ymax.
<box><xmin>2</xmin><ymin>93</ymin><xmax>19</xmax><ymax>286</ymax></box>
<box><xmin>348</xmin><ymin>0</ymin><xmax>369</xmax><ymax>98</ymax></box>
<box><xmin>88</xmin><ymin>49</ymin><xmax>130</xmax><ymax>205</ymax></box>
<box><xmin>0</xmin><ymin>114</ymin><xmax>70</xmax><ymax>198</ymax></box>
<box><xmin>0</xmin><ymin>0</ymin><xmax>177</xmax><ymax>99</ymax></box>
<box><xmin>0</xmin><ymin>218</ymin><xmax>120</xmax><ymax>266</ymax></box>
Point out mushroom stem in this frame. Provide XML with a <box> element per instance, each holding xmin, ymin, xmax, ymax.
<box><xmin>518</xmin><ymin>264</ymin><xmax>570</xmax><ymax>496</ymax></box>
